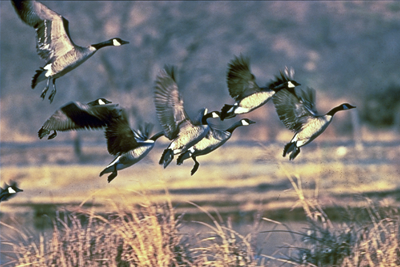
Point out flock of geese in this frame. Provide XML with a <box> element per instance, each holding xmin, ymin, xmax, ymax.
<box><xmin>1</xmin><ymin>0</ymin><xmax>356</xmax><ymax>201</ymax></box>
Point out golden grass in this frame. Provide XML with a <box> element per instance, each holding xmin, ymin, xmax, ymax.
<box><xmin>0</xmin><ymin>191</ymin><xmax>264</xmax><ymax>267</ymax></box>
<box><xmin>1</xmin><ymin>171</ymin><xmax>399</xmax><ymax>267</ymax></box>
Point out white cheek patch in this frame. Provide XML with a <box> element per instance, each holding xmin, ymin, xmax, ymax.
<box><xmin>242</xmin><ymin>120</ymin><xmax>249</xmax><ymax>126</ymax></box>
<box><xmin>113</xmin><ymin>39</ymin><xmax>121</xmax><ymax>46</ymax></box>
<box><xmin>212</xmin><ymin>112</ymin><xmax>219</xmax><ymax>118</ymax></box>
<box><xmin>287</xmin><ymin>81</ymin><xmax>295</xmax><ymax>88</ymax></box>
<box><xmin>98</xmin><ymin>99</ymin><xmax>106</xmax><ymax>105</ymax></box>
<box><xmin>343</xmin><ymin>105</ymin><xmax>349</xmax><ymax>110</ymax></box>
<box><xmin>8</xmin><ymin>187</ymin><xmax>16</xmax><ymax>194</ymax></box>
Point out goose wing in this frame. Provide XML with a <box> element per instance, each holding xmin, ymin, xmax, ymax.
<box><xmin>227</xmin><ymin>55</ymin><xmax>261</xmax><ymax>100</ymax></box>
<box><xmin>272</xmin><ymin>87</ymin><xmax>318</xmax><ymax>132</ymax></box>
<box><xmin>134</xmin><ymin>123</ymin><xmax>153</xmax><ymax>141</ymax></box>
<box><xmin>40</xmin><ymin>102</ymin><xmax>121</xmax><ymax>132</ymax></box>
<box><xmin>154</xmin><ymin>66</ymin><xmax>190</xmax><ymax>139</ymax></box>
<box><xmin>104</xmin><ymin>111</ymin><xmax>142</xmax><ymax>156</ymax></box>
<box><xmin>11</xmin><ymin>0</ymin><xmax>75</xmax><ymax>62</ymax></box>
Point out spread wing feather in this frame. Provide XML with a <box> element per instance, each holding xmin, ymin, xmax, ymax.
<box><xmin>104</xmin><ymin>113</ymin><xmax>141</xmax><ymax>156</ymax></box>
<box><xmin>40</xmin><ymin>102</ymin><xmax>121</xmax><ymax>131</ymax></box>
<box><xmin>11</xmin><ymin>0</ymin><xmax>75</xmax><ymax>61</ymax></box>
<box><xmin>272</xmin><ymin>87</ymin><xmax>318</xmax><ymax>132</ymax></box>
<box><xmin>154</xmin><ymin>66</ymin><xmax>190</xmax><ymax>139</ymax></box>
<box><xmin>227</xmin><ymin>55</ymin><xmax>260</xmax><ymax>100</ymax></box>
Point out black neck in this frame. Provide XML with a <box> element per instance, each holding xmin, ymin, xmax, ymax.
<box><xmin>202</xmin><ymin>111</ymin><xmax>218</xmax><ymax>124</ymax></box>
<box><xmin>226</xmin><ymin>121</ymin><xmax>244</xmax><ymax>133</ymax></box>
<box><xmin>150</xmin><ymin>131</ymin><xmax>164</xmax><ymax>141</ymax></box>
<box><xmin>326</xmin><ymin>105</ymin><xmax>344</xmax><ymax>116</ymax></box>
<box><xmin>91</xmin><ymin>40</ymin><xmax>114</xmax><ymax>50</ymax></box>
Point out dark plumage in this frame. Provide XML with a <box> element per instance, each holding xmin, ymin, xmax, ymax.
<box><xmin>177</xmin><ymin>118</ymin><xmax>255</xmax><ymax>175</ymax></box>
<box><xmin>11</xmin><ymin>0</ymin><xmax>129</xmax><ymax>103</ymax></box>
<box><xmin>0</xmin><ymin>181</ymin><xmax>23</xmax><ymax>202</ymax></box>
<box><xmin>154</xmin><ymin>66</ymin><xmax>219</xmax><ymax>168</ymax></box>
<box><xmin>273</xmin><ymin>87</ymin><xmax>356</xmax><ymax>160</ymax></box>
<box><xmin>219</xmin><ymin>55</ymin><xmax>300</xmax><ymax>120</ymax></box>
<box><xmin>100</xmin><ymin>122</ymin><xmax>164</xmax><ymax>183</ymax></box>
<box><xmin>38</xmin><ymin>98</ymin><xmax>122</xmax><ymax>139</ymax></box>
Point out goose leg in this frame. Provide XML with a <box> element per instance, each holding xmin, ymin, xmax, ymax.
<box><xmin>289</xmin><ymin>147</ymin><xmax>300</xmax><ymax>160</ymax></box>
<box><xmin>107</xmin><ymin>164</ymin><xmax>118</xmax><ymax>183</ymax></box>
<box><xmin>190</xmin><ymin>156</ymin><xmax>200</xmax><ymax>176</ymax></box>
<box><xmin>48</xmin><ymin>130</ymin><xmax>57</xmax><ymax>140</ymax></box>
<box><xmin>48</xmin><ymin>79</ymin><xmax>57</xmax><ymax>103</ymax></box>
<box><xmin>40</xmin><ymin>78</ymin><xmax>51</xmax><ymax>99</ymax></box>
<box><xmin>160</xmin><ymin>149</ymin><xmax>174</xmax><ymax>168</ymax></box>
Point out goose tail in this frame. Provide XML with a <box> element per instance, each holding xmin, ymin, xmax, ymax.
<box><xmin>32</xmin><ymin>68</ymin><xmax>47</xmax><ymax>89</ymax></box>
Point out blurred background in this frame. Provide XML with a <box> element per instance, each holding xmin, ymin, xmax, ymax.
<box><xmin>1</xmin><ymin>1</ymin><xmax>400</xmax><ymax>257</ymax></box>
<box><xmin>1</xmin><ymin>1</ymin><xmax>400</xmax><ymax>143</ymax></box>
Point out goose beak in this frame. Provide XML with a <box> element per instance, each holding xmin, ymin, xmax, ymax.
<box><xmin>248</xmin><ymin>119</ymin><xmax>256</xmax><ymax>124</ymax></box>
<box><xmin>120</xmin><ymin>40</ymin><xmax>129</xmax><ymax>45</ymax></box>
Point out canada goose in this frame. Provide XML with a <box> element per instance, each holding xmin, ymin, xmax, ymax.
<box><xmin>220</xmin><ymin>55</ymin><xmax>300</xmax><ymax>120</ymax></box>
<box><xmin>272</xmin><ymin>87</ymin><xmax>356</xmax><ymax>160</ymax></box>
<box><xmin>177</xmin><ymin>118</ymin><xmax>256</xmax><ymax>175</ymax></box>
<box><xmin>100</xmin><ymin>123</ymin><xmax>164</xmax><ymax>183</ymax></box>
<box><xmin>11</xmin><ymin>0</ymin><xmax>129</xmax><ymax>103</ymax></box>
<box><xmin>154</xmin><ymin>66</ymin><xmax>219</xmax><ymax>168</ymax></box>
<box><xmin>38</xmin><ymin>98</ymin><xmax>122</xmax><ymax>139</ymax></box>
<box><xmin>0</xmin><ymin>181</ymin><xmax>23</xmax><ymax>202</ymax></box>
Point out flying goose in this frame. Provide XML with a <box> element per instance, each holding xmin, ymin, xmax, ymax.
<box><xmin>0</xmin><ymin>181</ymin><xmax>23</xmax><ymax>202</ymax></box>
<box><xmin>100</xmin><ymin>122</ymin><xmax>164</xmax><ymax>183</ymax></box>
<box><xmin>219</xmin><ymin>55</ymin><xmax>300</xmax><ymax>120</ymax></box>
<box><xmin>38</xmin><ymin>98</ymin><xmax>122</xmax><ymax>139</ymax></box>
<box><xmin>272</xmin><ymin>87</ymin><xmax>356</xmax><ymax>160</ymax></box>
<box><xmin>154</xmin><ymin>66</ymin><xmax>219</xmax><ymax>168</ymax></box>
<box><xmin>177</xmin><ymin>118</ymin><xmax>256</xmax><ymax>175</ymax></box>
<box><xmin>11</xmin><ymin>0</ymin><xmax>129</xmax><ymax>103</ymax></box>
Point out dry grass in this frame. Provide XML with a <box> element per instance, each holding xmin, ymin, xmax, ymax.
<box><xmin>0</xmin><ymin>191</ymin><xmax>263</xmax><ymax>267</ymax></box>
<box><xmin>1</xmin><ymin>192</ymin><xmax>192</xmax><ymax>267</ymax></box>
<box><xmin>1</xmin><ymin>175</ymin><xmax>399</xmax><ymax>267</ymax></box>
<box><xmin>263</xmin><ymin>174</ymin><xmax>400</xmax><ymax>267</ymax></box>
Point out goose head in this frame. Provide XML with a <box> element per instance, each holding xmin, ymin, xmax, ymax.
<box><xmin>341</xmin><ymin>103</ymin><xmax>356</xmax><ymax>110</ymax></box>
<box><xmin>7</xmin><ymin>185</ymin><xmax>23</xmax><ymax>194</ymax></box>
<box><xmin>201</xmin><ymin>109</ymin><xmax>220</xmax><ymax>124</ymax></box>
<box><xmin>87</xmin><ymin>98</ymin><xmax>112</xmax><ymax>106</ymax></box>
<box><xmin>286</xmin><ymin>80</ymin><xmax>301</xmax><ymax>89</ymax></box>
<box><xmin>327</xmin><ymin>103</ymin><xmax>356</xmax><ymax>116</ymax></box>
<box><xmin>111</xmin><ymin>38</ymin><xmax>129</xmax><ymax>46</ymax></box>
<box><xmin>240</xmin><ymin>118</ymin><xmax>256</xmax><ymax>126</ymax></box>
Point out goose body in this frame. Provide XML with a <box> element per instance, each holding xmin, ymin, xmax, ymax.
<box><xmin>177</xmin><ymin>118</ymin><xmax>255</xmax><ymax>175</ymax></box>
<box><xmin>154</xmin><ymin>66</ymin><xmax>219</xmax><ymax>168</ymax></box>
<box><xmin>100</xmin><ymin>123</ymin><xmax>164</xmax><ymax>183</ymax></box>
<box><xmin>11</xmin><ymin>0</ymin><xmax>129</xmax><ymax>103</ymax></box>
<box><xmin>273</xmin><ymin>87</ymin><xmax>356</xmax><ymax>160</ymax></box>
<box><xmin>220</xmin><ymin>55</ymin><xmax>300</xmax><ymax>120</ymax></box>
<box><xmin>38</xmin><ymin>98</ymin><xmax>121</xmax><ymax>139</ymax></box>
<box><xmin>0</xmin><ymin>181</ymin><xmax>23</xmax><ymax>202</ymax></box>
